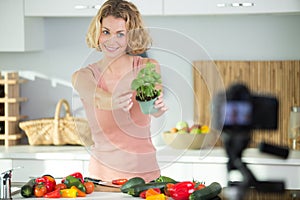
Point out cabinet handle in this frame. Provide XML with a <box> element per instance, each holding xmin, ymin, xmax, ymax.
<box><xmin>74</xmin><ymin>5</ymin><xmax>89</xmax><ymax>10</ymax></box>
<box><xmin>231</xmin><ymin>2</ymin><xmax>254</xmax><ymax>7</ymax></box>
<box><xmin>91</xmin><ymin>5</ymin><xmax>102</xmax><ymax>10</ymax></box>
<box><xmin>217</xmin><ymin>2</ymin><xmax>254</xmax><ymax>8</ymax></box>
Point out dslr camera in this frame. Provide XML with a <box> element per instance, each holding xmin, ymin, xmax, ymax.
<box><xmin>213</xmin><ymin>83</ymin><xmax>278</xmax><ymax>132</ymax></box>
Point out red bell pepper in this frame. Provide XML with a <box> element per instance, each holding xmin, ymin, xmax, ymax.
<box><xmin>35</xmin><ymin>175</ymin><xmax>56</xmax><ymax>193</ymax></box>
<box><xmin>44</xmin><ymin>188</ymin><xmax>61</xmax><ymax>198</ymax></box>
<box><xmin>169</xmin><ymin>181</ymin><xmax>196</xmax><ymax>200</ymax></box>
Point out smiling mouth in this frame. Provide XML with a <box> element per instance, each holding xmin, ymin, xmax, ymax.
<box><xmin>104</xmin><ymin>45</ymin><xmax>119</xmax><ymax>52</ymax></box>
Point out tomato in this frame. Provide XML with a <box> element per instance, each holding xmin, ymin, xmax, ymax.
<box><xmin>84</xmin><ymin>181</ymin><xmax>95</xmax><ymax>194</ymax></box>
<box><xmin>34</xmin><ymin>183</ymin><xmax>47</xmax><ymax>197</ymax></box>
<box><xmin>55</xmin><ymin>183</ymin><xmax>67</xmax><ymax>190</ymax></box>
<box><xmin>112</xmin><ymin>178</ymin><xmax>128</xmax><ymax>185</ymax></box>
<box><xmin>195</xmin><ymin>183</ymin><xmax>205</xmax><ymax>190</ymax></box>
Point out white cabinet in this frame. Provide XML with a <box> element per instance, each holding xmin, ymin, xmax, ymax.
<box><xmin>24</xmin><ymin>0</ymin><xmax>163</xmax><ymax>17</ymax></box>
<box><xmin>0</xmin><ymin>159</ymin><xmax>12</xmax><ymax>173</ymax></box>
<box><xmin>164</xmin><ymin>0</ymin><xmax>300</xmax><ymax>15</ymax></box>
<box><xmin>130</xmin><ymin>0</ymin><xmax>163</xmax><ymax>15</ymax></box>
<box><xmin>25</xmin><ymin>0</ymin><xmax>105</xmax><ymax>17</ymax></box>
<box><xmin>12</xmin><ymin>159</ymin><xmax>85</xmax><ymax>182</ymax></box>
<box><xmin>0</xmin><ymin>0</ymin><xmax>44</xmax><ymax>52</ymax></box>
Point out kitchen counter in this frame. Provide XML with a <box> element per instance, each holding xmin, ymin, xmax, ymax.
<box><xmin>1</xmin><ymin>145</ymin><xmax>300</xmax><ymax>165</ymax></box>
<box><xmin>1</xmin><ymin>145</ymin><xmax>300</xmax><ymax>189</ymax></box>
<box><xmin>12</xmin><ymin>192</ymin><xmax>132</xmax><ymax>199</ymax></box>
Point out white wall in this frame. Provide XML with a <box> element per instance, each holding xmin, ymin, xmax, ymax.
<box><xmin>0</xmin><ymin>14</ymin><xmax>300</xmax><ymax>145</ymax></box>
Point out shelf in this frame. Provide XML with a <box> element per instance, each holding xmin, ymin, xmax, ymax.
<box><xmin>0</xmin><ymin>71</ymin><xmax>27</xmax><ymax>146</ymax></box>
<box><xmin>0</xmin><ymin>97</ymin><xmax>28</xmax><ymax>103</ymax></box>
<box><xmin>0</xmin><ymin>134</ymin><xmax>22</xmax><ymax>140</ymax></box>
<box><xmin>0</xmin><ymin>79</ymin><xmax>27</xmax><ymax>84</ymax></box>
<box><xmin>0</xmin><ymin>116</ymin><xmax>27</xmax><ymax>121</ymax></box>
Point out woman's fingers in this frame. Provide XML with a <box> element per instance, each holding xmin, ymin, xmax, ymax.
<box><xmin>113</xmin><ymin>91</ymin><xmax>133</xmax><ymax>111</ymax></box>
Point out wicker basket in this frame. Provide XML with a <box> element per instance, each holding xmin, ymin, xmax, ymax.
<box><xmin>19</xmin><ymin>99</ymin><xmax>93</xmax><ymax>146</ymax></box>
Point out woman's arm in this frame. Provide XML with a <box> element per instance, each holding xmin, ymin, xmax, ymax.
<box><xmin>72</xmin><ymin>68</ymin><xmax>113</xmax><ymax>110</ymax></box>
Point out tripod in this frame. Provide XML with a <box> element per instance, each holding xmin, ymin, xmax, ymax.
<box><xmin>222</xmin><ymin>130</ymin><xmax>286</xmax><ymax>200</ymax></box>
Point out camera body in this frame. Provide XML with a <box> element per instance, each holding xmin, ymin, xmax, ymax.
<box><xmin>214</xmin><ymin>83</ymin><xmax>278</xmax><ymax>132</ymax></box>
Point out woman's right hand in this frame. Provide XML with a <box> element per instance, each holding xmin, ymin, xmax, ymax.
<box><xmin>112</xmin><ymin>91</ymin><xmax>133</xmax><ymax>111</ymax></box>
<box><xmin>94</xmin><ymin>88</ymin><xmax>133</xmax><ymax>111</ymax></box>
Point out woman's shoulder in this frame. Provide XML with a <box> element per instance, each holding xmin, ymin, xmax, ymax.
<box><xmin>72</xmin><ymin>63</ymin><xmax>98</xmax><ymax>81</ymax></box>
<box><xmin>135</xmin><ymin>56</ymin><xmax>158</xmax><ymax>67</ymax></box>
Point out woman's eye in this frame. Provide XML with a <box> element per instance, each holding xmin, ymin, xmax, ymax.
<box><xmin>117</xmin><ymin>33</ymin><xmax>125</xmax><ymax>38</ymax></box>
<box><xmin>102</xmin><ymin>30</ymin><xmax>109</xmax><ymax>35</ymax></box>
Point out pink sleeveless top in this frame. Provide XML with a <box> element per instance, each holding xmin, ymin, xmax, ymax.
<box><xmin>82</xmin><ymin>56</ymin><xmax>160</xmax><ymax>182</ymax></box>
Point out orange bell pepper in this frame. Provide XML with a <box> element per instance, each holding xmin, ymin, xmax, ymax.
<box><xmin>146</xmin><ymin>193</ymin><xmax>167</xmax><ymax>200</ymax></box>
<box><xmin>146</xmin><ymin>188</ymin><xmax>161</xmax><ymax>198</ymax></box>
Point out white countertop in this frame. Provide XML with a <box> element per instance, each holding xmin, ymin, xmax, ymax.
<box><xmin>1</xmin><ymin>145</ymin><xmax>300</xmax><ymax>166</ymax></box>
<box><xmin>12</xmin><ymin>192</ymin><xmax>132</xmax><ymax>199</ymax></box>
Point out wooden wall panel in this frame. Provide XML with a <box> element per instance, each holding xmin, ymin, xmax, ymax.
<box><xmin>193</xmin><ymin>60</ymin><xmax>300</xmax><ymax>148</ymax></box>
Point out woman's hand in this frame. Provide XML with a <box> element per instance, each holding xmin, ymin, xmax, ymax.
<box><xmin>94</xmin><ymin>88</ymin><xmax>133</xmax><ymax>111</ymax></box>
<box><xmin>151</xmin><ymin>93</ymin><xmax>168</xmax><ymax>118</ymax></box>
<box><xmin>112</xmin><ymin>91</ymin><xmax>133</xmax><ymax>111</ymax></box>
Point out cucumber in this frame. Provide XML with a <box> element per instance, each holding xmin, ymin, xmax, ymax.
<box><xmin>120</xmin><ymin>177</ymin><xmax>145</xmax><ymax>193</ymax></box>
<box><xmin>21</xmin><ymin>179</ymin><xmax>36</xmax><ymax>198</ymax></box>
<box><xmin>128</xmin><ymin>182</ymin><xmax>173</xmax><ymax>197</ymax></box>
<box><xmin>189</xmin><ymin>182</ymin><xmax>222</xmax><ymax>200</ymax></box>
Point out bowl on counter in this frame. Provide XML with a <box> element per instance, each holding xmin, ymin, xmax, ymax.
<box><xmin>162</xmin><ymin>132</ymin><xmax>210</xmax><ymax>149</ymax></box>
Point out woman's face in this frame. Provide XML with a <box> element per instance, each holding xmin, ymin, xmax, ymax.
<box><xmin>99</xmin><ymin>16</ymin><xmax>128</xmax><ymax>58</ymax></box>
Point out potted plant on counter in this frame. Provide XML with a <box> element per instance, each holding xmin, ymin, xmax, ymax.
<box><xmin>131</xmin><ymin>62</ymin><xmax>162</xmax><ymax>114</ymax></box>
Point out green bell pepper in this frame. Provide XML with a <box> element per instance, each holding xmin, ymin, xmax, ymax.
<box><xmin>64</xmin><ymin>175</ymin><xmax>86</xmax><ymax>193</ymax></box>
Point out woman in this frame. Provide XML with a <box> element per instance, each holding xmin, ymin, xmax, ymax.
<box><xmin>72</xmin><ymin>0</ymin><xmax>167</xmax><ymax>182</ymax></box>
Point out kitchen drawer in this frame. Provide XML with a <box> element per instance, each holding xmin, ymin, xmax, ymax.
<box><xmin>159</xmin><ymin>162</ymin><xmax>194</xmax><ymax>181</ymax></box>
<box><xmin>12</xmin><ymin>159</ymin><xmax>85</xmax><ymax>182</ymax></box>
<box><xmin>0</xmin><ymin>159</ymin><xmax>12</xmax><ymax>173</ymax></box>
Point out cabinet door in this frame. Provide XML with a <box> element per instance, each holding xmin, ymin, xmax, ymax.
<box><xmin>12</xmin><ymin>160</ymin><xmax>84</xmax><ymax>182</ymax></box>
<box><xmin>192</xmin><ymin>163</ymin><xmax>227</xmax><ymax>187</ymax></box>
<box><xmin>159</xmin><ymin>162</ymin><xmax>194</xmax><ymax>181</ymax></box>
<box><xmin>25</xmin><ymin>0</ymin><xmax>104</xmax><ymax>17</ymax></box>
<box><xmin>164</xmin><ymin>0</ymin><xmax>300</xmax><ymax>15</ymax></box>
<box><xmin>0</xmin><ymin>159</ymin><xmax>13</xmax><ymax>173</ymax></box>
<box><xmin>25</xmin><ymin>0</ymin><xmax>163</xmax><ymax>17</ymax></box>
<box><xmin>130</xmin><ymin>0</ymin><xmax>163</xmax><ymax>15</ymax></box>
<box><xmin>0</xmin><ymin>0</ymin><xmax>43</xmax><ymax>52</ymax></box>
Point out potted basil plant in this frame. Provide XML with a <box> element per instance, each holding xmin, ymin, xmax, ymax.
<box><xmin>131</xmin><ymin>62</ymin><xmax>162</xmax><ymax>114</ymax></box>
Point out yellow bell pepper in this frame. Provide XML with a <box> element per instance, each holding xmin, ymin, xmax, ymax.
<box><xmin>146</xmin><ymin>193</ymin><xmax>167</xmax><ymax>200</ymax></box>
<box><xmin>60</xmin><ymin>188</ymin><xmax>77</xmax><ymax>198</ymax></box>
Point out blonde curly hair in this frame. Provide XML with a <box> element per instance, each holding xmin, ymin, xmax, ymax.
<box><xmin>86</xmin><ymin>0</ymin><xmax>152</xmax><ymax>55</ymax></box>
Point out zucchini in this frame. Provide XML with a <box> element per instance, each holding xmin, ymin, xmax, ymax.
<box><xmin>189</xmin><ymin>182</ymin><xmax>222</xmax><ymax>200</ymax></box>
<box><xmin>155</xmin><ymin>175</ymin><xmax>177</xmax><ymax>183</ymax></box>
<box><xmin>21</xmin><ymin>179</ymin><xmax>36</xmax><ymax>198</ymax></box>
<box><xmin>128</xmin><ymin>182</ymin><xmax>173</xmax><ymax>197</ymax></box>
<box><xmin>120</xmin><ymin>177</ymin><xmax>145</xmax><ymax>193</ymax></box>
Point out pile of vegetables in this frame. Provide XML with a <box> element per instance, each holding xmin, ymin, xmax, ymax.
<box><xmin>21</xmin><ymin>172</ymin><xmax>95</xmax><ymax>198</ymax></box>
<box><xmin>121</xmin><ymin>175</ymin><xmax>222</xmax><ymax>200</ymax></box>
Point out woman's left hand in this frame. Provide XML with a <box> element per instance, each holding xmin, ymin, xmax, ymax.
<box><xmin>151</xmin><ymin>93</ymin><xmax>168</xmax><ymax>117</ymax></box>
